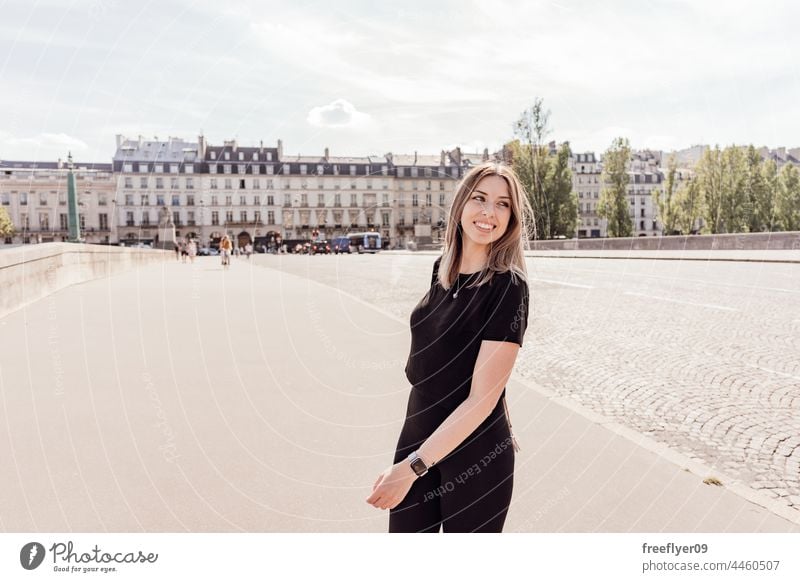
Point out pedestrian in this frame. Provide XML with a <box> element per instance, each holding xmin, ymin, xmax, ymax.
<box><xmin>245</xmin><ymin>243</ymin><xmax>252</xmax><ymax>259</ymax></box>
<box><xmin>219</xmin><ymin>235</ymin><xmax>232</xmax><ymax>269</ymax></box>
<box><xmin>366</xmin><ymin>162</ymin><xmax>531</xmax><ymax>533</ymax></box>
<box><xmin>188</xmin><ymin>239</ymin><xmax>197</xmax><ymax>263</ymax></box>
<box><xmin>174</xmin><ymin>241</ymin><xmax>180</xmax><ymax>261</ymax></box>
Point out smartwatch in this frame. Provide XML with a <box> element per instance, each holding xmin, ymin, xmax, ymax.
<box><xmin>407</xmin><ymin>450</ymin><xmax>429</xmax><ymax>477</ymax></box>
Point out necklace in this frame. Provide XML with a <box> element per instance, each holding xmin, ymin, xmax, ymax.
<box><xmin>452</xmin><ymin>272</ymin><xmax>476</xmax><ymax>299</ymax></box>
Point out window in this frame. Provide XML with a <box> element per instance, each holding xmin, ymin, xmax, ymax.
<box><xmin>210</xmin><ymin>151</ymin><xmax>216</xmax><ymax>160</ymax></box>
<box><xmin>382</xmin><ymin>212</ymin><xmax>390</xmax><ymax>226</ymax></box>
<box><xmin>170</xmin><ymin>164</ymin><xmax>179</xmax><ymax>174</ymax></box>
<box><xmin>186</xmin><ymin>178</ymin><xmax>193</xmax><ymax>190</ymax></box>
<box><xmin>138</xmin><ymin>164</ymin><xmax>148</xmax><ymax>173</ymax></box>
<box><xmin>301</xmin><ymin>193</ymin><xmax>308</xmax><ymax>206</ymax></box>
<box><xmin>266</xmin><ymin>165</ymin><xmax>274</xmax><ymax>174</ymax></box>
<box><xmin>154</xmin><ymin>164</ymin><xmax>164</xmax><ymax>173</ymax></box>
<box><xmin>267</xmin><ymin>210</ymin><xmax>274</xmax><ymax>224</ymax></box>
<box><xmin>254</xmin><ymin>210</ymin><xmax>261</xmax><ymax>223</ymax></box>
<box><xmin>252</xmin><ymin>165</ymin><xmax>260</xmax><ymax>175</ymax></box>
<box><xmin>350</xmin><ymin>165</ymin><xmax>356</xmax><ymax>175</ymax></box>
<box><xmin>300</xmin><ymin>165</ymin><xmax>307</xmax><ymax>175</ymax></box>
<box><xmin>140</xmin><ymin>177</ymin><xmax>148</xmax><ymax>189</ymax></box>
<box><xmin>240</xmin><ymin>210</ymin><xmax>247</xmax><ymax>222</ymax></box>
<box><xmin>209</xmin><ymin>164</ymin><xmax>217</xmax><ymax>174</ymax></box>
<box><xmin>223</xmin><ymin>164</ymin><xmax>231</xmax><ymax>174</ymax></box>
<box><xmin>224</xmin><ymin>179</ymin><xmax>232</xmax><ymax>190</ymax></box>
<box><xmin>123</xmin><ymin>163</ymin><xmax>133</xmax><ymax>173</ymax></box>
<box><xmin>141</xmin><ymin>195</ymin><xmax>150</xmax><ymax>206</ymax></box>
<box><xmin>334</xmin><ymin>193</ymin><xmax>341</xmax><ymax>206</ymax></box>
<box><xmin>211</xmin><ymin>195</ymin><xmax>218</xmax><ymax>205</ymax></box>
<box><xmin>253</xmin><ymin>178</ymin><xmax>260</xmax><ymax>189</ymax></box>
<box><xmin>226</xmin><ymin>211</ymin><xmax>233</xmax><ymax>223</ymax></box>
<box><xmin>125</xmin><ymin>194</ymin><xmax>134</xmax><ymax>205</ymax></box>
<box><xmin>350</xmin><ymin>180</ymin><xmax>356</xmax><ymax>190</ymax></box>
<box><xmin>39</xmin><ymin>193</ymin><xmax>48</xmax><ymax>205</ymax></box>
<box><xmin>640</xmin><ymin>220</ymin><xmax>645</xmax><ymax>230</ymax></box>
<box><xmin>60</xmin><ymin>213</ymin><xmax>68</xmax><ymax>229</ymax></box>
<box><xmin>185</xmin><ymin>164</ymin><xmax>194</xmax><ymax>174</ymax></box>
<box><xmin>411</xmin><ymin>167</ymin><xmax>418</xmax><ymax>178</ymax></box>
<box><xmin>253</xmin><ymin>195</ymin><xmax>260</xmax><ymax>206</ymax></box>
<box><xmin>187</xmin><ymin>195</ymin><xmax>194</xmax><ymax>206</ymax></box>
<box><xmin>211</xmin><ymin>211</ymin><xmax>219</xmax><ymax>225</ymax></box>
<box><xmin>240</xmin><ymin>195</ymin><xmax>247</xmax><ymax>205</ymax></box>
<box><xmin>171</xmin><ymin>177</ymin><xmax>179</xmax><ymax>189</ymax></box>
<box><xmin>187</xmin><ymin>211</ymin><xmax>195</xmax><ymax>225</ymax></box>
<box><xmin>412</xmin><ymin>193</ymin><xmax>418</xmax><ymax>206</ymax></box>
<box><xmin>238</xmin><ymin>164</ymin><xmax>246</xmax><ymax>174</ymax></box>
<box><xmin>350</xmin><ymin>193</ymin><xmax>357</xmax><ymax>206</ymax></box>
<box><xmin>0</xmin><ymin>192</ymin><xmax>8</xmax><ymax>205</ymax></box>
<box><xmin>317</xmin><ymin>164</ymin><xmax>324</xmax><ymax>174</ymax></box>
<box><xmin>141</xmin><ymin>211</ymin><xmax>150</xmax><ymax>226</ymax></box>
<box><xmin>267</xmin><ymin>195</ymin><xmax>274</xmax><ymax>205</ymax></box>
<box><xmin>284</xmin><ymin>194</ymin><xmax>291</xmax><ymax>206</ymax></box>
<box><xmin>266</xmin><ymin>180</ymin><xmax>273</xmax><ymax>190</ymax></box>
<box><xmin>20</xmin><ymin>213</ymin><xmax>28</xmax><ymax>228</ymax></box>
<box><xmin>426</xmin><ymin>192</ymin><xmax>431</xmax><ymax>206</ymax></box>
<box><xmin>224</xmin><ymin>151</ymin><xmax>230</xmax><ymax>160</ymax></box>
<box><xmin>125</xmin><ymin>212</ymin><xmax>134</xmax><ymax>226</ymax></box>
<box><xmin>439</xmin><ymin>181</ymin><xmax>444</xmax><ymax>190</ymax></box>
<box><xmin>172</xmin><ymin>195</ymin><xmax>180</xmax><ymax>206</ymax></box>
<box><xmin>156</xmin><ymin>178</ymin><xmax>164</xmax><ymax>189</ymax></box>
<box><xmin>39</xmin><ymin>212</ymin><xmax>49</xmax><ymax>229</ymax></box>
<box><xmin>640</xmin><ymin>208</ymin><xmax>645</xmax><ymax>217</ymax></box>
<box><xmin>99</xmin><ymin>213</ymin><xmax>108</xmax><ymax>230</ymax></box>
<box><xmin>267</xmin><ymin>152</ymin><xmax>273</xmax><ymax>161</ymax></box>
<box><xmin>172</xmin><ymin>211</ymin><xmax>180</xmax><ymax>225</ymax></box>
<box><xmin>439</xmin><ymin>193</ymin><xmax>445</xmax><ymax>206</ymax></box>
<box><xmin>382</xmin><ymin>193</ymin><xmax>389</xmax><ymax>206</ymax></box>
<box><xmin>156</xmin><ymin>194</ymin><xmax>165</xmax><ymax>206</ymax></box>
<box><xmin>124</xmin><ymin>177</ymin><xmax>133</xmax><ymax>188</ymax></box>
<box><xmin>225</xmin><ymin>196</ymin><xmax>232</xmax><ymax>206</ymax></box>
<box><xmin>318</xmin><ymin>193</ymin><xmax>325</xmax><ymax>206</ymax></box>
<box><xmin>239</xmin><ymin>179</ymin><xmax>245</xmax><ymax>189</ymax></box>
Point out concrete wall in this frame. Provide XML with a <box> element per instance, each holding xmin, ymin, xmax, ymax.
<box><xmin>529</xmin><ymin>231</ymin><xmax>800</xmax><ymax>251</ymax></box>
<box><xmin>0</xmin><ymin>243</ymin><xmax>171</xmax><ymax>319</ymax></box>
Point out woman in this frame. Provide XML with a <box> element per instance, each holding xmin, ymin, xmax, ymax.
<box><xmin>219</xmin><ymin>235</ymin><xmax>232</xmax><ymax>268</ymax></box>
<box><xmin>366</xmin><ymin>162</ymin><xmax>532</xmax><ymax>533</ymax></box>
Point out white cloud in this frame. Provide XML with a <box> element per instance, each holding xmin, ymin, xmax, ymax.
<box><xmin>307</xmin><ymin>99</ymin><xmax>371</xmax><ymax>129</ymax></box>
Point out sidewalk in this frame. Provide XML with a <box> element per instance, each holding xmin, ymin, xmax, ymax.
<box><xmin>0</xmin><ymin>258</ymin><xmax>796</xmax><ymax>532</ymax></box>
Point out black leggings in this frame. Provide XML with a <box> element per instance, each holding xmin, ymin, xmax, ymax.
<box><xmin>389</xmin><ymin>391</ymin><xmax>515</xmax><ymax>533</ymax></box>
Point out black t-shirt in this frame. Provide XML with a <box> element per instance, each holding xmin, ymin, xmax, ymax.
<box><xmin>404</xmin><ymin>256</ymin><xmax>530</xmax><ymax>412</ymax></box>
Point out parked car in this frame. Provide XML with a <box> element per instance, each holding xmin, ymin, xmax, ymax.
<box><xmin>198</xmin><ymin>247</ymin><xmax>219</xmax><ymax>256</ymax></box>
<box><xmin>331</xmin><ymin>236</ymin><xmax>351</xmax><ymax>254</ymax></box>
<box><xmin>311</xmin><ymin>239</ymin><xmax>331</xmax><ymax>255</ymax></box>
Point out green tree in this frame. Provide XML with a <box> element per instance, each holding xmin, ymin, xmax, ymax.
<box><xmin>511</xmin><ymin>98</ymin><xmax>577</xmax><ymax>239</ymax></box>
<box><xmin>719</xmin><ymin>145</ymin><xmax>747</xmax><ymax>233</ymax></box>
<box><xmin>546</xmin><ymin>142</ymin><xmax>578</xmax><ymax>237</ymax></box>
<box><xmin>696</xmin><ymin>146</ymin><xmax>724</xmax><ymax>233</ymax></box>
<box><xmin>0</xmin><ymin>207</ymin><xmax>14</xmax><ymax>238</ymax></box>
<box><xmin>674</xmin><ymin>176</ymin><xmax>706</xmax><ymax>234</ymax></box>
<box><xmin>777</xmin><ymin>163</ymin><xmax>800</xmax><ymax>231</ymax></box>
<box><xmin>757</xmin><ymin>159</ymin><xmax>780</xmax><ymax>231</ymax></box>
<box><xmin>741</xmin><ymin>145</ymin><xmax>770</xmax><ymax>232</ymax></box>
<box><xmin>651</xmin><ymin>154</ymin><xmax>680</xmax><ymax>235</ymax></box>
<box><xmin>597</xmin><ymin>137</ymin><xmax>632</xmax><ymax>237</ymax></box>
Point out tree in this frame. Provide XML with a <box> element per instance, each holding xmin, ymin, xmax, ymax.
<box><xmin>674</xmin><ymin>176</ymin><xmax>705</xmax><ymax>234</ymax></box>
<box><xmin>757</xmin><ymin>158</ymin><xmax>780</xmax><ymax>232</ymax></box>
<box><xmin>0</xmin><ymin>207</ymin><xmax>14</xmax><ymax>238</ymax></box>
<box><xmin>719</xmin><ymin>145</ymin><xmax>747</xmax><ymax>233</ymax></box>
<box><xmin>777</xmin><ymin>163</ymin><xmax>800</xmax><ymax>231</ymax></box>
<box><xmin>511</xmin><ymin>98</ymin><xmax>577</xmax><ymax>239</ymax></box>
<box><xmin>696</xmin><ymin>146</ymin><xmax>724</xmax><ymax>234</ymax></box>
<box><xmin>597</xmin><ymin>137</ymin><xmax>632</xmax><ymax>237</ymax></box>
<box><xmin>651</xmin><ymin>154</ymin><xmax>680</xmax><ymax>235</ymax></box>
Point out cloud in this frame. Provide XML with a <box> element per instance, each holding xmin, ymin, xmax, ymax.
<box><xmin>0</xmin><ymin>131</ymin><xmax>89</xmax><ymax>160</ymax></box>
<box><xmin>306</xmin><ymin>99</ymin><xmax>371</xmax><ymax>129</ymax></box>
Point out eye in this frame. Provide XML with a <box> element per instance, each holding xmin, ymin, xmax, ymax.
<box><xmin>498</xmin><ymin>202</ymin><xmax>510</xmax><ymax>208</ymax></box>
<box><xmin>472</xmin><ymin>195</ymin><xmax>485</xmax><ymax>201</ymax></box>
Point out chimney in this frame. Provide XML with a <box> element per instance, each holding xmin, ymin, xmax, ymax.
<box><xmin>115</xmin><ymin>134</ymin><xmax>124</xmax><ymax>148</ymax></box>
<box><xmin>440</xmin><ymin>150</ymin><xmax>446</xmax><ymax>166</ymax></box>
<box><xmin>385</xmin><ymin>152</ymin><xmax>393</xmax><ymax>165</ymax></box>
<box><xmin>259</xmin><ymin>140</ymin><xmax>263</xmax><ymax>152</ymax></box>
<box><xmin>324</xmin><ymin>147</ymin><xmax>329</xmax><ymax>161</ymax></box>
<box><xmin>277</xmin><ymin>139</ymin><xmax>283</xmax><ymax>159</ymax></box>
<box><xmin>414</xmin><ymin>151</ymin><xmax>417</xmax><ymax>165</ymax></box>
<box><xmin>482</xmin><ymin>147</ymin><xmax>489</xmax><ymax>162</ymax></box>
<box><xmin>198</xmin><ymin>134</ymin><xmax>206</xmax><ymax>158</ymax></box>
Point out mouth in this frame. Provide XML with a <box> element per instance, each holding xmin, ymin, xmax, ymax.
<box><xmin>473</xmin><ymin>221</ymin><xmax>496</xmax><ymax>234</ymax></box>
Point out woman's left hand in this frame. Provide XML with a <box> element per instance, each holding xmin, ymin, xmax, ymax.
<box><xmin>366</xmin><ymin>461</ymin><xmax>417</xmax><ymax>510</ymax></box>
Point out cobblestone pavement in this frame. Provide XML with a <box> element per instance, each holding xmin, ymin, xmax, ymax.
<box><xmin>255</xmin><ymin>252</ymin><xmax>800</xmax><ymax>515</ymax></box>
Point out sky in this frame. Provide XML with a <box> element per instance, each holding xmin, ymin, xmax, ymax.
<box><xmin>1</xmin><ymin>0</ymin><xmax>798</xmax><ymax>162</ymax></box>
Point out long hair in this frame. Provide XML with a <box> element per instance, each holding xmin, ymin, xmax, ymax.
<box><xmin>437</xmin><ymin>162</ymin><xmax>532</xmax><ymax>290</ymax></box>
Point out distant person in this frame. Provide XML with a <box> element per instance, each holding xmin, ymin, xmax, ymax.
<box><xmin>174</xmin><ymin>242</ymin><xmax>180</xmax><ymax>261</ymax></box>
<box><xmin>219</xmin><ymin>235</ymin><xmax>232</xmax><ymax>269</ymax></box>
<box><xmin>367</xmin><ymin>162</ymin><xmax>531</xmax><ymax>533</ymax></box>
<box><xmin>245</xmin><ymin>243</ymin><xmax>252</xmax><ymax>259</ymax></box>
<box><xmin>187</xmin><ymin>239</ymin><xmax>197</xmax><ymax>263</ymax></box>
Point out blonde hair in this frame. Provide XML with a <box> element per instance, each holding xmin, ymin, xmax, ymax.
<box><xmin>437</xmin><ymin>162</ymin><xmax>532</xmax><ymax>290</ymax></box>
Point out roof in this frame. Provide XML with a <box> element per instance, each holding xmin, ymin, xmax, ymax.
<box><xmin>0</xmin><ymin>160</ymin><xmax>112</xmax><ymax>171</ymax></box>
<box><xmin>113</xmin><ymin>136</ymin><xmax>199</xmax><ymax>162</ymax></box>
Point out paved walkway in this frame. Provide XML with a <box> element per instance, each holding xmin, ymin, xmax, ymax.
<box><xmin>0</xmin><ymin>256</ymin><xmax>797</xmax><ymax>532</ymax></box>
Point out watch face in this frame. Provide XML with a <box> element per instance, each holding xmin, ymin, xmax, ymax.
<box><xmin>410</xmin><ymin>457</ymin><xmax>427</xmax><ymax>476</ymax></box>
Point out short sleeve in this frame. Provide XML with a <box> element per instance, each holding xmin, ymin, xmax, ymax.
<box><xmin>482</xmin><ymin>272</ymin><xmax>529</xmax><ymax>346</ymax></box>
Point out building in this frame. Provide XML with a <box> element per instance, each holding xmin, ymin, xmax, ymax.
<box><xmin>0</xmin><ymin>158</ymin><xmax>114</xmax><ymax>245</ymax></box>
<box><xmin>570</xmin><ymin>152</ymin><xmax>604</xmax><ymax>238</ymax></box>
<box><xmin>628</xmin><ymin>150</ymin><xmax>663</xmax><ymax>236</ymax></box>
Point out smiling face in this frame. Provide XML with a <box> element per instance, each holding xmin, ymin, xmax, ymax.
<box><xmin>459</xmin><ymin>174</ymin><xmax>512</xmax><ymax>249</ymax></box>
